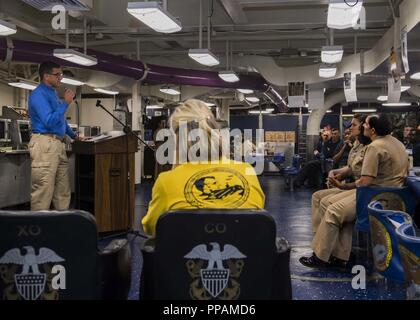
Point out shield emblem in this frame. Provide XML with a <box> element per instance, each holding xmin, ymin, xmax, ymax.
<box><xmin>201</xmin><ymin>268</ymin><xmax>229</xmax><ymax>298</ymax></box>
<box><xmin>15</xmin><ymin>273</ymin><xmax>46</xmax><ymax>300</ymax></box>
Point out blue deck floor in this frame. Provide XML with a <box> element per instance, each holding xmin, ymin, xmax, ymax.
<box><xmin>126</xmin><ymin>175</ymin><xmax>407</xmax><ymax>300</ymax></box>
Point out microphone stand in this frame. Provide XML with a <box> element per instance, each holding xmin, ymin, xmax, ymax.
<box><xmin>94</xmin><ymin>99</ymin><xmax>152</xmax><ymax>241</ymax></box>
<box><xmin>95</xmin><ymin>100</ymin><xmax>155</xmax><ymax>152</ymax></box>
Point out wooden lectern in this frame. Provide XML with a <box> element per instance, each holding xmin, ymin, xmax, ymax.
<box><xmin>72</xmin><ymin>132</ymin><xmax>138</xmax><ymax>233</ymax></box>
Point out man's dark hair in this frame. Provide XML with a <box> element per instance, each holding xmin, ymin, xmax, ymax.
<box><xmin>39</xmin><ymin>61</ymin><xmax>61</xmax><ymax>80</ymax></box>
<box><xmin>368</xmin><ymin>114</ymin><xmax>392</xmax><ymax>136</ymax></box>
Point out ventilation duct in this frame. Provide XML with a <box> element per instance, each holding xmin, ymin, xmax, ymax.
<box><xmin>0</xmin><ymin>39</ymin><xmax>284</xmax><ymax>106</ymax></box>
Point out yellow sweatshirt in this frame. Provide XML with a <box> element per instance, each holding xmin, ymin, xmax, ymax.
<box><xmin>141</xmin><ymin>158</ymin><xmax>265</xmax><ymax>236</ymax></box>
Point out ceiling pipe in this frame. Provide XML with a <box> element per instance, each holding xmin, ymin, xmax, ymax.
<box><xmin>0</xmin><ymin>39</ymin><xmax>284</xmax><ymax>101</ymax></box>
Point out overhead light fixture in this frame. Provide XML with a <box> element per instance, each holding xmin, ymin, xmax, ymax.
<box><xmin>400</xmin><ymin>85</ymin><xmax>411</xmax><ymax>92</ymax></box>
<box><xmin>326</xmin><ymin>110</ymin><xmax>332</xmax><ymax>113</ymax></box>
<box><xmin>352</xmin><ymin>108</ymin><xmax>377</xmax><ymax>113</ymax></box>
<box><xmin>127</xmin><ymin>1</ymin><xmax>182</xmax><ymax>33</ymax></box>
<box><xmin>188</xmin><ymin>49</ymin><xmax>220</xmax><ymax>67</ymax></box>
<box><xmin>217</xmin><ymin>41</ymin><xmax>239</xmax><ymax>83</ymax></box>
<box><xmin>237</xmin><ymin>89</ymin><xmax>254</xmax><ymax>94</ymax></box>
<box><xmin>382</xmin><ymin>102</ymin><xmax>411</xmax><ymax>107</ymax></box>
<box><xmin>319</xmin><ymin>65</ymin><xmax>337</xmax><ymax>78</ymax></box>
<box><xmin>53</xmin><ymin>48</ymin><xmax>97</xmax><ymax>66</ymax></box>
<box><xmin>342</xmin><ymin>114</ymin><xmax>354</xmax><ymax>117</ymax></box>
<box><xmin>146</xmin><ymin>105</ymin><xmax>163</xmax><ymax>109</ymax></box>
<box><xmin>21</xmin><ymin>0</ymin><xmax>91</xmax><ymax>11</ymax></box>
<box><xmin>218</xmin><ymin>70</ymin><xmax>240</xmax><ymax>83</ymax></box>
<box><xmin>249</xmin><ymin>109</ymin><xmax>273</xmax><ymax>114</ymax></box>
<box><xmin>0</xmin><ymin>19</ymin><xmax>17</xmax><ymax>36</ymax></box>
<box><xmin>204</xmin><ymin>102</ymin><xmax>216</xmax><ymax>107</ymax></box>
<box><xmin>327</xmin><ymin>0</ymin><xmax>364</xmax><ymax>30</ymax></box>
<box><xmin>377</xmin><ymin>95</ymin><xmax>388</xmax><ymax>102</ymax></box>
<box><xmin>246</xmin><ymin>97</ymin><xmax>260</xmax><ymax>103</ymax></box>
<box><xmin>321</xmin><ymin>46</ymin><xmax>344</xmax><ymax>64</ymax></box>
<box><xmin>94</xmin><ymin>88</ymin><xmax>119</xmax><ymax>95</ymax></box>
<box><xmin>8</xmin><ymin>79</ymin><xmax>38</xmax><ymax>90</ymax></box>
<box><xmin>410</xmin><ymin>72</ymin><xmax>420</xmax><ymax>80</ymax></box>
<box><xmin>61</xmin><ymin>77</ymin><xmax>85</xmax><ymax>86</ymax></box>
<box><xmin>159</xmin><ymin>87</ymin><xmax>180</xmax><ymax>95</ymax></box>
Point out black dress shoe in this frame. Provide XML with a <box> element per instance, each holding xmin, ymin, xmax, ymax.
<box><xmin>329</xmin><ymin>256</ymin><xmax>349</xmax><ymax>271</ymax></box>
<box><xmin>299</xmin><ymin>253</ymin><xmax>330</xmax><ymax>269</ymax></box>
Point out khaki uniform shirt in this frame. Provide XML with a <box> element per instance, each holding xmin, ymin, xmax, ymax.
<box><xmin>361</xmin><ymin>135</ymin><xmax>409</xmax><ymax>186</ymax></box>
<box><xmin>347</xmin><ymin>140</ymin><xmax>368</xmax><ymax>180</ymax></box>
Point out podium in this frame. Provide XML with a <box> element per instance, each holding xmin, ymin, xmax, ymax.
<box><xmin>72</xmin><ymin>131</ymin><xmax>138</xmax><ymax>233</ymax></box>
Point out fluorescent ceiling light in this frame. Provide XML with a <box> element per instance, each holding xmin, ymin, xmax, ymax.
<box><xmin>159</xmin><ymin>87</ymin><xmax>180</xmax><ymax>95</ymax></box>
<box><xmin>377</xmin><ymin>95</ymin><xmax>388</xmax><ymax>102</ymax></box>
<box><xmin>53</xmin><ymin>49</ymin><xmax>98</xmax><ymax>66</ymax></box>
<box><xmin>205</xmin><ymin>102</ymin><xmax>216</xmax><ymax>107</ymax></box>
<box><xmin>249</xmin><ymin>110</ymin><xmax>273</xmax><ymax>114</ymax></box>
<box><xmin>21</xmin><ymin>0</ymin><xmax>91</xmax><ymax>11</ymax></box>
<box><xmin>94</xmin><ymin>88</ymin><xmax>119</xmax><ymax>95</ymax></box>
<box><xmin>352</xmin><ymin>108</ymin><xmax>377</xmax><ymax>113</ymax></box>
<box><xmin>127</xmin><ymin>1</ymin><xmax>182</xmax><ymax>33</ymax></box>
<box><xmin>8</xmin><ymin>79</ymin><xmax>37</xmax><ymax>90</ymax></box>
<box><xmin>321</xmin><ymin>46</ymin><xmax>344</xmax><ymax>64</ymax></box>
<box><xmin>400</xmin><ymin>85</ymin><xmax>411</xmax><ymax>92</ymax></box>
<box><xmin>61</xmin><ymin>77</ymin><xmax>85</xmax><ymax>86</ymax></box>
<box><xmin>218</xmin><ymin>70</ymin><xmax>240</xmax><ymax>83</ymax></box>
<box><xmin>146</xmin><ymin>105</ymin><xmax>163</xmax><ymax>109</ymax></box>
<box><xmin>246</xmin><ymin>97</ymin><xmax>260</xmax><ymax>103</ymax></box>
<box><xmin>319</xmin><ymin>65</ymin><xmax>337</xmax><ymax>78</ymax></box>
<box><xmin>382</xmin><ymin>102</ymin><xmax>411</xmax><ymax>107</ymax></box>
<box><xmin>0</xmin><ymin>19</ymin><xmax>17</xmax><ymax>36</ymax></box>
<box><xmin>237</xmin><ymin>89</ymin><xmax>254</xmax><ymax>94</ymax></box>
<box><xmin>410</xmin><ymin>72</ymin><xmax>420</xmax><ymax>80</ymax></box>
<box><xmin>188</xmin><ymin>49</ymin><xmax>220</xmax><ymax>66</ymax></box>
<box><xmin>326</xmin><ymin>110</ymin><xmax>332</xmax><ymax>113</ymax></box>
<box><xmin>342</xmin><ymin>114</ymin><xmax>354</xmax><ymax>117</ymax></box>
<box><xmin>327</xmin><ymin>0</ymin><xmax>364</xmax><ymax>30</ymax></box>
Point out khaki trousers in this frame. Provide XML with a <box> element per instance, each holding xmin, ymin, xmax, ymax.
<box><xmin>311</xmin><ymin>188</ymin><xmax>343</xmax><ymax>233</ymax></box>
<box><xmin>311</xmin><ymin>189</ymin><xmax>356</xmax><ymax>262</ymax></box>
<box><xmin>29</xmin><ymin>134</ymin><xmax>71</xmax><ymax>211</ymax></box>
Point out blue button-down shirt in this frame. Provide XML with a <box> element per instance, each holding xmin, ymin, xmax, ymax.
<box><xmin>28</xmin><ymin>83</ymin><xmax>76</xmax><ymax>139</ymax></box>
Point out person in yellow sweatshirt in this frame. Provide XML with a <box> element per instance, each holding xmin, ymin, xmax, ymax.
<box><xmin>141</xmin><ymin>99</ymin><xmax>265</xmax><ymax>237</ymax></box>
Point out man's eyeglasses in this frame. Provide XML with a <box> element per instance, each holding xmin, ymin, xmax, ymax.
<box><xmin>48</xmin><ymin>73</ymin><xmax>63</xmax><ymax>78</ymax></box>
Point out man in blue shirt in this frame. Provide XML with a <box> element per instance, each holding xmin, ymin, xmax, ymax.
<box><xmin>28</xmin><ymin>61</ymin><xmax>77</xmax><ymax>211</ymax></box>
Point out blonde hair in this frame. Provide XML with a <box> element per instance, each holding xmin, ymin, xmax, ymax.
<box><xmin>170</xmin><ymin>99</ymin><xmax>222</xmax><ymax>163</ymax></box>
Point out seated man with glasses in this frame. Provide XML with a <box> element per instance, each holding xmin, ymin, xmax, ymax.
<box><xmin>28</xmin><ymin>61</ymin><xmax>78</xmax><ymax>211</ymax></box>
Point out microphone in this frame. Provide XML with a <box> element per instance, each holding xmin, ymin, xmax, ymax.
<box><xmin>64</xmin><ymin>87</ymin><xmax>78</xmax><ymax>104</ymax></box>
<box><xmin>96</xmin><ymin>100</ymin><xmax>102</xmax><ymax>107</ymax></box>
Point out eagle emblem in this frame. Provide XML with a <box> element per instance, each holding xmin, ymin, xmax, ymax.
<box><xmin>0</xmin><ymin>246</ymin><xmax>64</xmax><ymax>300</ymax></box>
<box><xmin>184</xmin><ymin>242</ymin><xmax>246</xmax><ymax>299</ymax></box>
